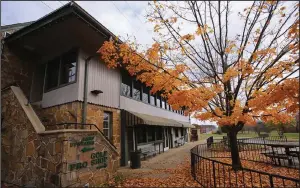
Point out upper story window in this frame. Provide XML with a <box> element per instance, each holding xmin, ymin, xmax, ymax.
<box><xmin>156</xmin><ymin>94</ymin><xmax>161</xmax><ymax>108</ymax></box>
<box><xmin>45</xmin><ymin>49</ymin><xmax>77</xmax><ymax>92</ymax></box>
<box><xmin>150</xmin><ymin>93</ymin><xmax>156</xmax><ymax>106</ymax></box>
<box><xmin>143</xmin><ymin>86</ymin><xmax>150</xmax><ymax>103</ymax></box>
<box><xmin>161</xmin><ymin>98</ymin><xmax>166</xmax><ymax>109</ymax></box>
<box><xmin>133</xmin><ymin>80</ymin><xmax>142</xmax><ymax>100</ymax></box>
<box><xmin>121</xmin><ymin>71</ymin><xmax>132</xmax><ymax>97</ymax></box>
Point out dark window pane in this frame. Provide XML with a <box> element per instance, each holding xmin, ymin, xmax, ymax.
<box><xmin>121</xmin><ymin>71</ymin><xmax>132</xmax><ymax>97</ymax></box>
<box><xmin>137</xmin><ymin>126</ymin><xmax>147</xmax><ymax>143</ymax></box>
<box><xmin>147</xmin><ymin>127</ymin><xmax>155</xmax><ymax>142</ymax></box>
<box><xmin>103</xmin><ymin>129</ymin><xmax>109</xmax><ymax>138</ymax></box>
<box><xmin>143</xmin><ymin>86</ymin><xmax>150</xmax><ymax>103</ymax></box>
<box><xmin>103</xmin><ymin>121</ymin><xmax>108</xmax><ymax>128</ymax></box>
<box><xmin>133</xmin><ymin>80</ymin><xmax>141</xmax><ymax>100</ymax></box>
<box><xmin>156</xmin><ymin>127</ymin><xmax>162</xmax><ymax>140</ymax></box>
<box><xmin>175</xmin><ymin>128</ymin><xmax>179</xmax><ymax>137</ymax></box>
<box><xmin>181</xmin><ymin>127</ymin><xmax>184</xmax><ymax>136</ymax></box>
<box><xmin>45</xmin><ymin>58</ymin><xmax>60</xmax><ymax>90</ymax></box>
<box><xmin>60</xmin><ymin>50</ymin><xmax>77</xmax><ymax>85</ymax></box>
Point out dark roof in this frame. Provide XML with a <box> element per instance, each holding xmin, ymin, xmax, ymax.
<box><xmin>3</xmin><ymin>2</ymin><xmax>118</xmax><ymax>43</ymax></box>
<box><xmin>1</xmin><ymin>21</ymin><xmax>34</xmax><ymax>31</ymax></box>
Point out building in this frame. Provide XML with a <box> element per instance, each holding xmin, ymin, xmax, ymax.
<box><xmin>1</xmin><ymin>2</ymin><xmax>192</xmax><ymax>187</ymax></box>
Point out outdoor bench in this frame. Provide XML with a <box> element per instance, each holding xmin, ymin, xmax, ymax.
<box><xmin>261</xmin><ymin>151</ymin><xmax>292</xmax><ymax>166</ymax></box>
<box><xmin>140</xmin><ymin>146</ymin><xmax>157</xmax><ymax>160</ymax></box>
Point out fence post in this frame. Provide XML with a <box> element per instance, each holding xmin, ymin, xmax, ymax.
<box><xmin>191</xmin><ymin>152</ymin><xmax>195</xmax><ymax>180</ymax></box>
<box><xmin>269</xmin><ymin>175</ymin><xmax>274</xmax><ymax>188</ymax></box>
<box><xmin>212</xmin><ymin>161</ymin><xmax>217</xmax><ymax>188</ymax></box>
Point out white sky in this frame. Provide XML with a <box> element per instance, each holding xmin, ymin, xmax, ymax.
<box><xmin>2</xmin><ymin>1</ymin><xmax>297</xmax><ymax>126</ymax></box>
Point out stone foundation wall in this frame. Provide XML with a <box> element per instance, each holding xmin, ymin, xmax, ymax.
<box><xmin>1</xmin><ymin>89</ymin><xmax>64</xmax><ymax>187</ymax></box>
<box><xmin>1</xmin><ymin>45</ymin><xmax>33</xmax><ymax>97</ymax></box>
<box><xmin>39</xmin><ymin>102</ymin><xmax>121</xmax><ymax>152</ymax></box>
<box><xmin>1</xmin><ymin>88</ymin><xmax>120</xmax><ymax>187</ymax></box>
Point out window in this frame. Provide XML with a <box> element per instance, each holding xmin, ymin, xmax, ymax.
<box><xmin>103</xmin><ymin>112</ymin><xmax>112</xmax><ymax>140</ymax></box>
<box><xmin>60</xmin><ymin>51</ymin><xmax>77</xmax><ymax>84</ymax></box>
<box><xmin>147</xmin><ymin>127</ymin><xmax>155</xmax><ymax>142</ymax></box>
<box><xmin>156</xmin><ymin>127</ymin><xmax>163</xmax><ymax>140</ymax></box>
<box><xmin>45</xmin><ymin>58</ymin><xmax>60</xmax><ymax>90</ymax></box>
<box><xmin>133</xmin><ymin>80</ymin><xmax>142</xmax><ymax>100</ymax></box>
<box><xmin>162</xmin><ymin>98</ymin><xmax>166</xmax><ymax>109</ymax></box>
<box><xmin>121</xmin><ymin>70</ymin><xmax>132</xmax><ymax>97</ymax></box>
<box><xmin>150</xmin><ymin>93</ymin><xmax>156</xmax><ymax>105</ymax></box>
<box><xmin>175</xmin><ymin>128</ymin><xmax>179</xmax><ymax>137</ymax></box>
<box><xmin>156</xmin><ymin>94</ymin><xmax>161</xmax><ymax>108</ymax></box>
<box><xmin>181</xmin><ymin>127</ymin><xmax>184</xmax><ymax>137</ymax></box>
<box><xmin>45</xmin><ymin>49</ymin><xmax>77</xmax><ymax>91</ymax></box>
<box><xmin>137</xmin><ymin>126</ymin><xmax>147</xmax><ymax>143</ymax></box>
<box><xmin>143</xmin><ymin>86</ymin><xmax>150</xmax><ymax>103</ymax></box>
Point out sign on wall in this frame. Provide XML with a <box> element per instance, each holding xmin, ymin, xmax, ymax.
<box><xmin>68</xmin><ymin>136</ymin><xmax>108</xmax><ymax>171</ymax></box>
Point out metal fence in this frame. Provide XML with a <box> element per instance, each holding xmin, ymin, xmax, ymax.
<box><xmin>191</xmin><ymin>151</ymin><xmax>300</xmax><ymax>188</ymax></box>
<box><xmin>205</xmin><ymin>136</ymin><xmax>299</xmax><ymax>169</ymax></box>
<box><xmin>191</xmin><ymin>137</ymin><xmax>300</xmax><ymax>187</ymax></box>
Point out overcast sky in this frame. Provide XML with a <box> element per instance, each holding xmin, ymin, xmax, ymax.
<box><xmin>2</xmin><ymin>1</ymin><xmax>297</xmax><ymax>126</ymax></box>
<box><xmin>0</xmin><ymin>1</ymin><xmax>254</xmax><ymax>126</ymax></box>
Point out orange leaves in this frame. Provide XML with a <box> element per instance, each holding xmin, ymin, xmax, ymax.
<box><xmin>154</xmin><ymin>24</ymin><xmax>161</xmax><ymax>32</ymax></box>
<box><xmin>180</xmin><ymin>34</ymin><xmax>195</xmax><ymax>41</ymax></box>
<box><xmin>195</xmin><ymin>25</ymin><xmax>208</xmax><ymax>35</ymax></box>
<box><xmin>224</xmin><ymin>42</ymin><xmax>237</xmax><ymax>54</ymax></box>
<box><xmin>223</xmin><ymin>67</ymin><xmax>239</xmax><ymax>82</ymax></box>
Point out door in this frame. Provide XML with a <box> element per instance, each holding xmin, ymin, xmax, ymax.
<box><xmin>127</xmin><ymin>127</ymin><xmax>134</xmax><ymax>161</ymax></box>
<box><xmin>164</xmin><ymin>127</ymin><xmax>169</xmax><ymax>151</ymax></box>
<box><xmin>168</xmin><ymin>128</ymin><xmax>173</xmax><ymax>148</ymax></box>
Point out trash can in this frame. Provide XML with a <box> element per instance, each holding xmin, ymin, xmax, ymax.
<box><xmin>130</xmin><ymin>150</ymin><xmax>141</xmax><ymax>169</ymax></box>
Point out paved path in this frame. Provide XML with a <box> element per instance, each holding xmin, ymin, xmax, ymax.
<box><xmin>117</xmin><ymin>140</ymin><xmax>205</xmax><ymax>179</ymax></box>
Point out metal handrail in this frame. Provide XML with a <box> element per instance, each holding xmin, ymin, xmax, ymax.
<box><xmin>47</xmin><ymin>122</ymin><xmax>117</xmax><ymax>149</ymax></box>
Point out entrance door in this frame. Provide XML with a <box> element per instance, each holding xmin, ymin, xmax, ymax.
<box><xmin>168</xmin><ymin>128</ymin><xmax>173</xmax><ymax>148</ymax></box>
<box><xmin>127</xmin><ymin>127</ymin><xmax>134</xmax><ymax>161</ymax></box>
<box><xmin>164</xmin><ymin>128</ymin><xmax>169</xmax><ymax>151</ymax></box>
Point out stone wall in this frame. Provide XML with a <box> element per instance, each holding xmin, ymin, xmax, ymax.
<box><xmin>1</xmin><ymin>45</ymin><xmax>33</xmax><ymax>98</ymax></box>
<box><xmin>59</xmin><ymin>131</ymin><xmax>119</xmax><ymax>187</ymax></box>
<box><xmin>1</xmin><ymin>88</ymin><xmax>63</xmax><ymax>187</ymax></box>
<box><xmin>1</xmin><ymin>88</ymin><xmax>120</xmax><ymax>187</ymax></box>
<box><xmin>39</xmin><ymin>102</ymin><xmax>121</xmax><ymax>152</ymax></box>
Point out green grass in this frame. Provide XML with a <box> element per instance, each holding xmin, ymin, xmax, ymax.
<box><xmin>199</xmin><ymin>131</ymin><xmax>299</xmax><ymax>141</ymax></box>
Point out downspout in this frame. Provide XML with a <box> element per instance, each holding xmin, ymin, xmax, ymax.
<box><xmin>82</xmin><ymin>36</ymin><xmax>112</xmax><ymax>124</ymax></box>
<box><xmin>82</xmin><ymin>54</ymin><xmax>97</xmax><ymax>125</ymax></box>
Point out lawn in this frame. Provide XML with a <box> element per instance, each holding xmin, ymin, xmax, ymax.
<box><xmin>199</xmin><ymin>131</ymin><xmax>299</xmax><ymax>141</ymax></box>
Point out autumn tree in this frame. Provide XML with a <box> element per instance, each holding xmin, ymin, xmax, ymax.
<box><xmin>99</xmin><ymin>1</ymin><xmax>299</xmax><ymax>170</ymax></box>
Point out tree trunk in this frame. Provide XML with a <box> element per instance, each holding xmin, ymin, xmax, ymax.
<box><xmin>229</xmin><ymin>131</ymin><xmax>242</xmax><ymax>171</ymax></box>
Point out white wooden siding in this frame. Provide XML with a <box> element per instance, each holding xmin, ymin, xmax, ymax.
<box><xmin>77</xmin><ymin>50</ymin><xmax>121</xmax><ymax>108</ymax></box>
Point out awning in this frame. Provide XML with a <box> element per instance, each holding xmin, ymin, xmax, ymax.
<box><xmin>127</xmin><ymin>110</ymin><xmax>193</xmax><ymax>128</ymax></box>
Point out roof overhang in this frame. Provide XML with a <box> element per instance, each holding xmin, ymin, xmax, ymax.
<box><xmin>3</xmin><ymin>2</ymin><xmax>116</xmax><ymax>43</ymax></box>
<box><xmin>127</xmin><ymin>110</ymin><xmax>193</xmax><ymax>128</ymax></box>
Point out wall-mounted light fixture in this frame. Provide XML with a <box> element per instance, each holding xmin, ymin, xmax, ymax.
<box><xmin>91</xmin><ymin>89</ymin><xmax>103</xmax><ymax>95</ymax></box>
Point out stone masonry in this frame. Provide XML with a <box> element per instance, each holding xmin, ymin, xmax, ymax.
<box><xmin>37</xmin><ymin>102</ymin><xmax>121</xmax><ymax>153</ymax></box>
<box><xmin>2</xmin><ymin>88</ymin><xmax>120</xmax><ymax>187</ymax></box>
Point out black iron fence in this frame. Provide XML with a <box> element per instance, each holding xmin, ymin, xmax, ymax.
<box><xmin>191</xmin><ymin>151</ymin><xmax>300</xmax><ymax>188</ymax></box>
<box><xmin>191</xmin><ymin>137</ymin><xmax>300</xmax><ymax>187</ymax></box>
<box><xmin>205</xmin><ymin>136</ymin><xmax>299</xmax><ymax>169</ymax></box>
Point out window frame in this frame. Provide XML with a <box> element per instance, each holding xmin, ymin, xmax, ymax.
<box><xmin>44</xmin><ymin>48</ymin><xmax>78</xmax><ymax>93</ymax></box>
<box><xmin>103</xmin><ymin>111</ymin><xmax>113</xmax><ymax>141</ymax></box>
